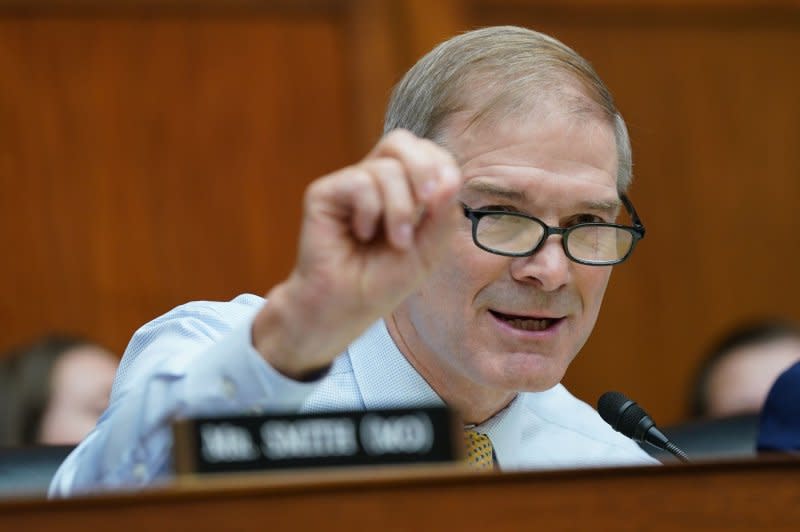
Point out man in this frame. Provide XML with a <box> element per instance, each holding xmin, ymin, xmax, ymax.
<box><xmin>50</xmin><ymin>25</ymin><xmax>655</xmax><ymax>495</ymax></box>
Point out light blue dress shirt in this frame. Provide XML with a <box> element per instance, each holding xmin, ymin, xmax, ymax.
<box><xmin>50</xmin><ymin>294</ymin><xmax>657</xmax><ymax>496</ymax></box>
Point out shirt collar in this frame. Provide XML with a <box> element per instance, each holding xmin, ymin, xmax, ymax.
<box><xmin>473</xmin><ymin>396</ymin><xmax>527</xmax><ymax>469</ymax></box>
<box><xmin>348</xmin><ymin>319</ymin><xmax>528</xmax><ymax>467</ymax></box>
<box><xmin>348</xmin><ymin>319</ymin><xmax>444</xmax><ymax>409</ymax></box>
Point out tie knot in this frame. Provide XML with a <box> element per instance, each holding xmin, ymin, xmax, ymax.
<box><xmin>463</xmin><ymin>430</ymin><xmax>494</xmax><ymax>470</ymax></box>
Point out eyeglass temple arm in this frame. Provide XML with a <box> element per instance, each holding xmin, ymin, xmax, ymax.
<box><xmin>620</xmin><ymin>193</ymin><xmax>646</xmax><ymax>238</ymax></box>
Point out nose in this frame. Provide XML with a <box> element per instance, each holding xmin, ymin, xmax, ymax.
<box><xmin>509</xmin><ymin>237</ymin><xmax>570</xmax><ymax>291</ymax></box>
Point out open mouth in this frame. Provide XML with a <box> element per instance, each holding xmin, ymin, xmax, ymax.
<box><xmin>489</xmin><ymin>310</ymin><xmax>562</xmax><ymax>332</ymax></box>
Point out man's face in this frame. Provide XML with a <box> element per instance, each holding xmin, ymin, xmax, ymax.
<box><xmin>392</xmin><ymin>106</ymin><xmax>620</xmax><ymax>404</ymax></box>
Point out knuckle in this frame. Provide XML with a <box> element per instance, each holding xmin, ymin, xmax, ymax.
<box><xmin>305</xmin><ymin>165</ymin><xmax>376</xmax><ymax>207</ymax></box>
<box><xmin>385</xmin><ymin>128</ymin><xmax>415</xmax><ymax>143</ymax></box>
<box><xmin>332</xmin><ymin>165</ymin><xmax>375</xmax><ymax>192</ymax></box>
<box><xmin>347</xmin><ymin>166</ymin><xmax>374</xmax><ymax>187</ymax></box>
<box><xmin>380</xmin><ymin>128</ymin><xmax>420</xmax><ymax>155</ymax></box>
<box><xmin>372</xmin><ymin>157</ymin><xmax>404</xmax><ymax>178</ymax></box>
<box><xmin>304</xmin><ymin>177</ymin><xmax>327</xmax><ymax>203</ymax></box>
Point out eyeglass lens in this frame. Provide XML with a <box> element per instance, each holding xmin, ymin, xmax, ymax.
<box><xmin>475</xmin><ymin>214</ymin><xmax>633</xmax><ymax>262</ymax></box>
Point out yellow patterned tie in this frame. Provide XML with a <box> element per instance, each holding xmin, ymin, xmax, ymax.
<box><xmin>464</xmin><ymin>430</ymin><xmax>494</xmax><ymax>470</ymax></box>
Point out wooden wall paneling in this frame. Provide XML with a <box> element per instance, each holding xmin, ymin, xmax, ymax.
<box><xmin>0</xmin><ymin>1</ymin><xmax>403</xmax><ymax>356</ymax></box>
<box><xmin>3</xmin><ymin>0</ymin><xmax>799</xmax><ymax>428</ymax></box>
<box><xmin>344</xmin><ymin>0</ymin><xmax>406</xmax><ymax>153</ymax></box>
<box><xmin>398</xmin><ymin>0</ymin><xmax>468</xmax><ymax>65</ymax></box>
<box><xmin>451</xmin><ymin>0</ymin><xmax>800</xmax><ymax>423</ymax></box>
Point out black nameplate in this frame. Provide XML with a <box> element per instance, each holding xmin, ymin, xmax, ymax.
<box><xmin>173</xmin><ymin>407</ymin><xmax>461</xmax><ymax>475</ymax></box>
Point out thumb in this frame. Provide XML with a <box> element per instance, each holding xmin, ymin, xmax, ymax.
<box><xmin>413</xmin><ymin>190</ymin><xmax>462</xmax><ymax>273</ymax></box>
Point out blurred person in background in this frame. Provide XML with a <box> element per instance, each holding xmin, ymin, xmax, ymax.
<box><xmin>757</xmin><ymin>360</ymin><xmax>800</xmax><ymax>452</ymax></box>
<box><xmin>0</xmin><ymin>335</ymin><xmax>118</xmax><ymax>446</ymax></box>
<box><xmin>689</xmin><ymin>319</ymin><xmax>800</xmax><ymax>420</ymax></box>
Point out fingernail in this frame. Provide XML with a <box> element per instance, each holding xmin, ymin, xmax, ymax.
<box><xmin>396</xmin><ymin>223</ymin><xmax>413</xmax><ymax>248</ymax></box>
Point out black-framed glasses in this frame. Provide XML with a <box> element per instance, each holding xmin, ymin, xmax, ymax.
<box><xmin>461</xmin><ymin>194</ymin><xmax>646</xmax><ymax>266</ymax></box>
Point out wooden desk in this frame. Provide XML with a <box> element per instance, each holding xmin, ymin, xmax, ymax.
<box><xmin>1</xmin><ymin>458</ymin><xmax>799</xmax><ymax>530</ymax></box>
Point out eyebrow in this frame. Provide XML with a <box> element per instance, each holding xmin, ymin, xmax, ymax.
<box><xmin>580</xmin><ymin>198</ymin><xmax>621</xmax><ymax>213</ymax></box>
<box><xmin>463</xmin><ymin>181</ymin><xmax>528</xmax><ymax>202</ymax></box>
<box><xmin>464</xmin><ymin>181</ymin><xmax>621</xmax><ymax>213</ymax></box>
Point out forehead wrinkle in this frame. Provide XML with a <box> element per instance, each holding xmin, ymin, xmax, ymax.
<box><xmin>463</xmin><ymin>179</ymin><xmax>620</xmax><ymax>213</ymax></box>
<box><xmin>463</xmin><ymin>180</ymin><xmax>528</xmax><ymax>202</ymax></box>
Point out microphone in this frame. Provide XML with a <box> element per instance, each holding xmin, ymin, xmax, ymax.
<box><xmin>597</xmin><ymin>391</ymin><xmax>690</xmax><ymax>463</ymax></box>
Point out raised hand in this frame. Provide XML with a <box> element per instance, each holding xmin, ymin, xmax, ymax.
<box><xmin>252</xmin><ymin>129</ymin><xmax>462</xmax><ymax>378</ymax></box>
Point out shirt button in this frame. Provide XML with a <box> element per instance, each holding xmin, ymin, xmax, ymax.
<box><xmin>221</xmin><ymin>377</ymin><xmax>237</xmax><ymax>399</ymax></box>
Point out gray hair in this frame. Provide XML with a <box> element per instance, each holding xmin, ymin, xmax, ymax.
<box><xmin>384</xmin><ymin>26</ymin><xmax>632</xmax><ymax>192</ymax></box>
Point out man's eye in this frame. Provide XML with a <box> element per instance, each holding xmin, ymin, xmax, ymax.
<box><xmin>569</xmin><ymin>213</ymin><xmax>606</xmax><ymax>225</ymax></box>
<box><xmin>477</xmin><ymin>205</ymin><xmax>520</xmax><ymax>213</ymax></box>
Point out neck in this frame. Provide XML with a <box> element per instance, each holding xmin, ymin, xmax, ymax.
<box><xmin>387</xmin><ymin>311</ymin><xmax>516</xmax><ymax>425</ymax></box>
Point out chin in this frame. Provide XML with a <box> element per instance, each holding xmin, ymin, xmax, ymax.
<box><xmin>480</xmin><ymin>357</ymin><xmax>567</xmax><ymax>393</ymax></box>
<box><xmin>510</xmin><ymin>375</ymin><xmax>563</xmax><ymax>393</ymax></box>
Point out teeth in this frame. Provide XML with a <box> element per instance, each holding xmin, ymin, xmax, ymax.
<box><xmin>507</xmin><ymin>318</ymin><xmax>551</xmax><ymax>331</ymax></box>
<box><xmin>490</xmin><ymin>310</ymin><xmax>557</xmax><ymax>331</ymax></box>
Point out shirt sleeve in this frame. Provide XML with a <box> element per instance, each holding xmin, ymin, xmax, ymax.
<box><xmin>48</xmin><ymin>296</ymin><xmax>324</xmax><ymax>496</ymax></box>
